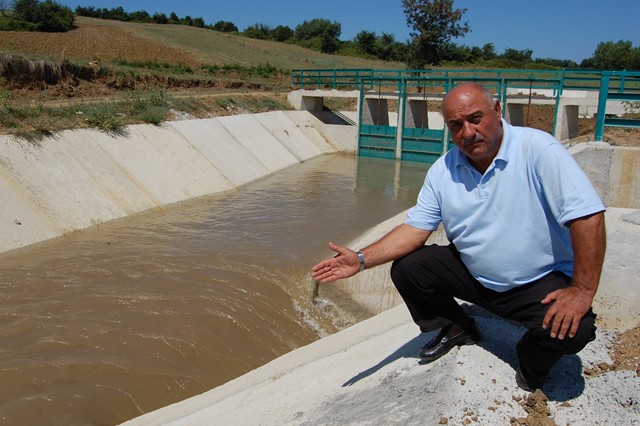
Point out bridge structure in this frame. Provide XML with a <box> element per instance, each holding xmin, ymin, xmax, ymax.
<box><xmin>288</xmin><ymin>68</ymin><xmax>640</xmax><ymax>163</ymax></box>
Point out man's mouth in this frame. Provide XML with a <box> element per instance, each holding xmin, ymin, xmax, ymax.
<box><xmin>463</xmin><ymin>135</ymin><xmax>484</xmax><ymax>146</ymax></box>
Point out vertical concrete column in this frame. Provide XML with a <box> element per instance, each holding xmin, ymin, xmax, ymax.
<box><xmin>362</xmin><ymin>98</ymin><xmax>389</xmax><ymax>125</ymax></box>
<box><xmin>554</xmin><ymin>102</ymin><xmax>579</xmax><ymax>141</ymax></box>
<box><xmin>505</xmin><ymin>103</ymin><xmax>524</xmax><ymax>126</ymax></box>
<box><xmin>395</xmin><ymin>98</ymin><xmax>405</xmax><ymax>160</ymax></box>
<box><xmin>302</xmin><ymin>96</ymin><xmax>324</xmax><ymax>112</ymax></box>
<box><xmin>405</xmin><ymin>100</ymin><xmax>429</xmax><ymax>129</ymax></box>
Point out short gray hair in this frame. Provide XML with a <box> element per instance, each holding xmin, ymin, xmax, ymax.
<box><xmin>442</xmin><ymin>82</ymin><xmax>496</xmax><ymax>114</ymax></box>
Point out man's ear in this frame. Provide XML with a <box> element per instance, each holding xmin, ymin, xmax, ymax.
<box><xmin>493</xmin><ymin>100</ymin><xmax>501</xmax><ymax>119</ymax></box>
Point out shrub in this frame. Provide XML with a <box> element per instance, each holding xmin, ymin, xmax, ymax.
<box><xmin>10</xmin><ymin>0</ymin><xmax>74</xmax><ymax>32</ymax></box>
<box><xmin>85</xmin><ymin>102</ymin><xmax>124</xmax><ymax>133</ymax></box>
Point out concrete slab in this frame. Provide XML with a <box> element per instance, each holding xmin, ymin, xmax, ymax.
<box><xmin>622</xmin><ymin>209</ymin><xmax>640</xmax><ymax>225</ymax></box>
<box><xmin>0</xmin><ymin>134</ymin><xmax>129</xmax><ymax>233</ymax></box>
<box><xmin>571</xmin><ymin>144</ymin><xmax>640</xmax><ymax>209</ymax></box>
<box><xmin>253</xmin><ymin>111</ymin><xmax>323</xmax><ymax>161</ymax></box>
<box><xmin>282</xmin><ymin>111</ymin><xmax>338</xmax><ymax>155</ymax></box>
<box><xmin>592</xmin><ymin>208</ymin><xmax>640</xmax><ymax>329</ymax></box>
<box><xmin>218</xmin><ymin>115</ymin><xmax>300</xmax><ymax>173</ymax></box>
<box><xmin>0</xmin><ymin>152</ymin><xmax>59</xmax><ymax>253</ymax></box>
<box><xmin>55</xmin><ymin>129</ymin><xmax>159</xmax><ymax>215</ymax></box>
<box><xmin>168</xmin><ymin>118</ymin><xmax>270</xmax><ymax>188</ymax></box>
<box><xmin>92</xmin><ymin>124</ymin><xmax>235</xmax><ymax>205</ymax></box>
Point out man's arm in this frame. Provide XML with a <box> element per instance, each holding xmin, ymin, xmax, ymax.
<box><xmin>310</xmin><ymin>224</ymin><xmax>432</xmax><ymax>284</ymax></box>
<box><xmin>541</xmin><ymin>211</ymin><xmax>606</xmax><ymax>339</ymax></box>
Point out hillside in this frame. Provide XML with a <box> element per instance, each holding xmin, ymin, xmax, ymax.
<box><xmin>0</xmin><ymin>16</ymin><xmax>404</xmax><ymax>80</ymax></box>
<box><xmin>0</xmin><ymin>16</ymin><xmax>404</xmax><ymax>83</ymax></box>
<box><xmin>0</xmin><ymin>16</ymin><xmax>406</xmax><ymax>135</ymax></box>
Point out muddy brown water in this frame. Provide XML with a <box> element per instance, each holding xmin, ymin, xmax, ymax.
<box><xmin>0</xmin><ymin>154</ymin><xmax>428</xmax><ymax>425</ymax></box>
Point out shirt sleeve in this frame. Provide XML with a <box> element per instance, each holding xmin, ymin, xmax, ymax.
<box><xmin>405</xmin><ymin>165</ymin><xmax>442</xmax><ymax>231</ymax></box>
<box><xmin>536</xmin><ymin>143</ymin><xmax>606</xmax><ymax>225</ymax></box>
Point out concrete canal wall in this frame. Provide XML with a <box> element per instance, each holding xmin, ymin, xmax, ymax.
<box><xmin>0</xmin><ymin>110</ymin><xmax>357</xmax><ymax>255</ymax></box>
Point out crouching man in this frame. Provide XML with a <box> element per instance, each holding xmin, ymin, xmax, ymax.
<box><xmin>311</xmin><ymin>83</ymin><xmax>606</xmax><ymax>392</ymax></box>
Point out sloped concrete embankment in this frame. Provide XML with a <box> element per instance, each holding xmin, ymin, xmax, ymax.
<box><xmin>0</xmin><ymin>110</ymin><xmax>357</xmax><ymax>255</ymax></box>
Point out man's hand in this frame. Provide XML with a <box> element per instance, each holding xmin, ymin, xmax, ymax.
<box><xmin>311</xmin><ymin>224</ymin><xmax>432</xmax><ymax>284</ymax></box>
<box><xmin>541</xmin><ymin>285</ymin><xmax>594</xmax><ymax>340</ymax></box>
<box><xmin>311</xmin><ymin>242</ymin><xmax>360</xmax><ymax>283</ymax></box>
<box><xmin>542</xmin><ymin>212</ymin><xmax>606</xmax><ymax>340</ymax></box>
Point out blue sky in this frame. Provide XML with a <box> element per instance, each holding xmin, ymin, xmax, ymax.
<box><xmin>59</xmin><ymin>0</ymin><xmax>639</xmax><ymax>63</ymax></box>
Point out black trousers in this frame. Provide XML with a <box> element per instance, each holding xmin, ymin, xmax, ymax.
<box><xmin>390</xmin><ymin>244</ymin><xmax>597</xmax><ymax>381</ymax></box>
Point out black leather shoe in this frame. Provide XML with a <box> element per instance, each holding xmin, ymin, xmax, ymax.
<box><xmin>515</xmin><ymin>367</ymin><xmax>546</xmax><ymax>392</ymax></box>
<box><xmin>419</xmin><ymin>320</ymin><xmax>480</xmax><ymax>363</ymax></box>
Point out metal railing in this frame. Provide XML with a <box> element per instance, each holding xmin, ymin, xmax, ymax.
<box><xmin>292</xmin><ymin>68</ymin><xmax>640</xmax><ymax>162</ymax></box>
<box><xmin>594</xmin><ymin>70</ymin><xmax>640</xmax><ymax>141</ymax></box>
<box><xmin>291</xmin><ymin>67</ymin><xmax>638</xmax><ymax>95</ymax></box>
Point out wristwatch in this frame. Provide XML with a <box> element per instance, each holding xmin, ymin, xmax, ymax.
<box><xmin>356</xmin><ymin>250</ymin><xmax>366</xmax><ymax>272</ymax></box>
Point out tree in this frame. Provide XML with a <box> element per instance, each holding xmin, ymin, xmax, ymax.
<box><xmin>502</xmin><ymin>47</ymin><xmax>533</xmax><ymax>62</ymax></box>
<box><xmin>402</xmin><ymin>0</ymin><xmax>470</xmax><ymax>67</ymax></box>
<box><xmin>0</xmin><ymin>0</ymin><xmax>10</xmax><ymax>16</ymax></box>
<box><xmin>151</xmin><ymin>12</ymin><xmax>168</xmax><ymax>24</ymax></box>
<box><xmin>193</xmin><ymin>17</ymin><xmax>204</xmax><ymax>28</ymax></box>
<box><xmin>354</xmin><ymin>30</ymin><xmax>378</xmax><ymax>56</ymax></box>
<box><xmin>129</xmin><ymin>10</ymin><xmax>150</xmax><ymax>23</ymax></box>
<box><xmin>590</xmin><ymin>40</ymin><xmax>640</xmax><ymax>70</ymax></box>
<box><xmin>11</xmin><ymin>0</ymin><xmax>73</xmax><ymax>32</ymax></box>
<box><xmin>481</xmin><ymin>43</ymin><xmax>496</xmax><ymax>60</ymax></box>
<box><xmin>35</xmin><ymin>0</ymin><xmax>74</xmax><ymax>31</ymax></box>
<box><xmin>294</xmin><ymin>18</ymin><xmax>341</xmax><ymax>54</ymax></box>
<box><xmin>377</xmin><ymin>33</ymin><xmax>407</xmax><ymax>62</ymax></box>
<box><xmin>271</xmin><ymin>25</ymin><xmax>293</xmax><ymax>42</ymax></box>
<box><xmin>244</xmin><ymin>23</ymin><xmax>271</xmax><ymax>40</ymax></box>
<box><xmin>12</xmin><ymin>0</ymin><xmax>40</xmax><ymax>22</ymax></box>
<box><xmin>212</xmin><ymin>20</ymin><xmax>238</xmax><ymax>33</ymax></box>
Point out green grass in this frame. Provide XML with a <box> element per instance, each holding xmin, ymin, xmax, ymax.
<box><xmin>128</xmin><ymin>20</ymin><xmax>406</xmax><ymax>71</ymax></box>
<box><xmin>0</xmin><ymin>88</ymin><xmax>292</xmax><ymax>136</ymax></box>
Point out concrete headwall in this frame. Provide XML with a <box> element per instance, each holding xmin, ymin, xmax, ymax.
<box><xmin>0</xmin><ymin>110</ymin><xmax>357</xmax><ymax>255</ymax></box>
<box><xmin>570</xmin><ymin>143</ymin><xmax>640</xmax><ymax>209</ymax></box>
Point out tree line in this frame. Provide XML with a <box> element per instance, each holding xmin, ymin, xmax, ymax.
<box><xmin>1</xmin><ymin>0</ymin><xmax>638</xmax><ymax>70</ymax></box>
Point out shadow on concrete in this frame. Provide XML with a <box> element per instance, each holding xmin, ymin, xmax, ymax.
<box><xmin>310</xmin><ymin>109</ymin><xmax>356</xmax><ymax>126</ymax></box>
<box><xmin>344</xmin><ymin>304</ymin><xmax>587</xmax><ymax>401</ymax></box>
<box><xmin>468</xmin><ymin>305</ymin><xmax>587</xmax><ymax>401</ymax></box>
<box><xmin>341</xmin><ymin>333</ymin><xmax>426</xmax><ymax>387</ymax></box>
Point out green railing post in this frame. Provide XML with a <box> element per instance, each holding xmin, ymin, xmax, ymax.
<box><xmin>594</xmin><ymin>71</ymin><xmax>612</xmax><ymax>141</ymax></box>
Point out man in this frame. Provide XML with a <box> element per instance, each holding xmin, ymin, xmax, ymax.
<box><xmin>311</xmin><ymin>83</ymin><xmax>606</xmax><ymax>392</ymax></box>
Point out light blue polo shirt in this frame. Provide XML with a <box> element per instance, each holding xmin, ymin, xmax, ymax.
<box><xmin>405</xmin><ymin>120</ymin><xmax>605</xmax><ymax>291</ymax></box>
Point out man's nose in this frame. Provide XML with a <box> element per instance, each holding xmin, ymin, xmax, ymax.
<box><xmin>462</xmin><ymin>121</ymin><xmax>475</xmax><ymax>139</ymax></box>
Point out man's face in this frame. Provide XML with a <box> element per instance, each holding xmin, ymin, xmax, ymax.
<box><xmin>443</xmin><ymin>85</ymin><xmax>503</xmax><ymax>171</ymax></box>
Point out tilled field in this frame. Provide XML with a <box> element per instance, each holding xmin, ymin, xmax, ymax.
<box><xmin>0</xmin><ymin>18</ymin><xmax>199</xmax><ymax>66</ymax></box>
